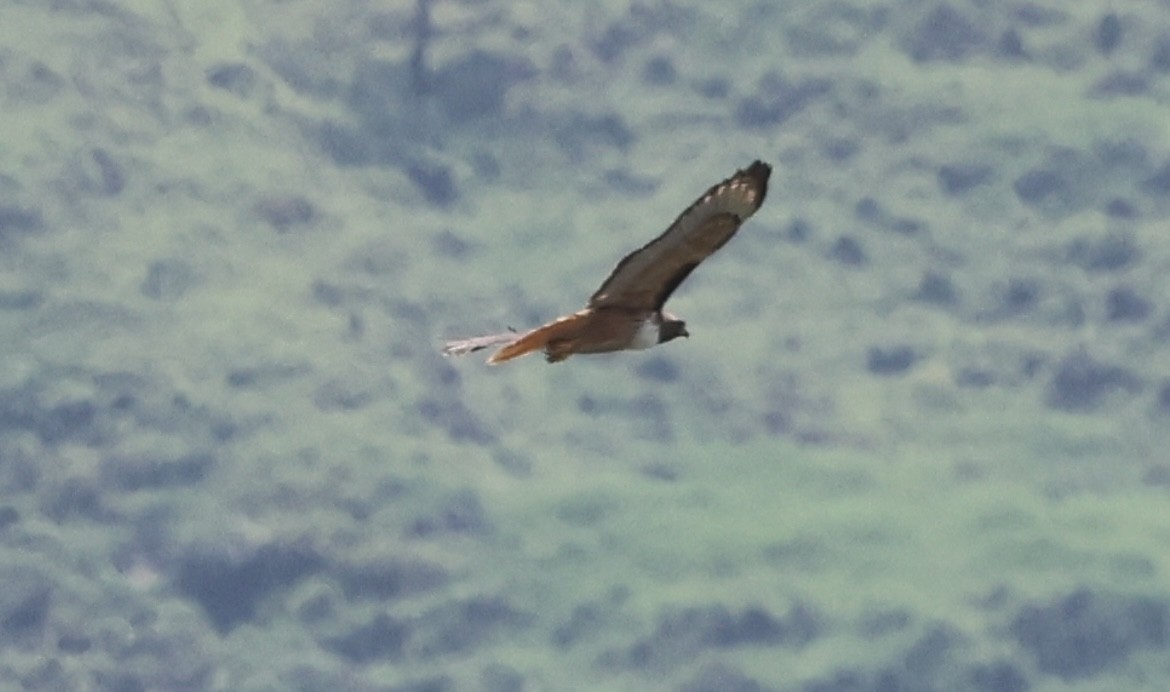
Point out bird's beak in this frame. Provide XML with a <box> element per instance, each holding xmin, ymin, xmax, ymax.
<box><xmin>681</xmin><ymin>327</ymin><xmax>690</xmax><ymax>338</ymax></box>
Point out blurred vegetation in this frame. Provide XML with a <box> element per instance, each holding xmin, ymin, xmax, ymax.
<box><xmin>0</xmin><ymin>0</ymin><xmax>1168</xmax><ymax>690</ymax></box>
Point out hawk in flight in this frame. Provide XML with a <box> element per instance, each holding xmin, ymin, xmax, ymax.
<box><xmin>443</xmin><ymin>160</ymin><xmax>771</xmax><ymax>364</ymax></box>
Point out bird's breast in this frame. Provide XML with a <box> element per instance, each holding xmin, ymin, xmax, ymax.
<box><xmin>628</xmin><ymin>318</ymin><xmax>660</xmax><ymax>350</ymax></box>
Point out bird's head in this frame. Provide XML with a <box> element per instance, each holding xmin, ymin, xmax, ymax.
<box><xmin>658</xmin><ymin>315</ymin><xmax>689</xmax><ymax>343</ymax></box>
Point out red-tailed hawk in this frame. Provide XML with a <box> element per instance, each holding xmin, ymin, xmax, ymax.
<box><xmin>443</xmin><ymin>160</ymin><xmax>771</xmax><ymax>364</ymax></box>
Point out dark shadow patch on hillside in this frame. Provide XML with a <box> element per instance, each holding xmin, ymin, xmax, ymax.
<box><xmin>679</xmin><ymin>662</ymin><xmax>775</xmax><ymax>692</ymax></box>
<box><xmin>576</xmin><ymin>392</ymin><xmax>673</xmax><ymax>443</ymax></box>
<box><xmin>100</xmin><ymin>452</ymin><xmax>215</xmax><ymax>492</ymax></box>
<box><xmin>322</xmin><ymin>612</ymin><xmax>410</xmax><ymax>663</ymax></box>
<box><xmin>175</xmin><ymin>542</ymin><xmax>324</xmax><ymax>633</ymax></box>
<box><xmin>1044</xmin><ymin>350</ymin><xmax>1143</xmax><ymax>412</ymax></box>
<box><xmin>416</xmin><ymin>396</ymin><xmax>495</xmax><ymax>444</ymax></box>
<box><xmin>1065</xmin><ymin>232</ymin><xmax>1141</xmax><ymax>273</ymax></box>
<box><xmin>804</xmin><ymin>623</ymin><xmax>1031</xmax><ymax>692</ymax></box>
<box><xmin>902</xmin><ymin>4</ymin><xmax>991</xmax><ymax>62</ymax></box>
<box><xmin>735</xmin><ymin>72</ymin><xmax>831</xmax><ymax>129</ymax></box>
<box><xmin>0</xmin><ymin>565</ymin><xmax>52</xmax><ymax>648</ymax></box>
<box><xmin>601</xmin><ymin>602</ymin><xmax>820</xmax><ymax>673</ymax></box>
<box><xmin>321</xmin><ymin>595</ymin><xmax>529</xmax><ymax>664</ymax></box>
<box><xmin>408</xmin><ymin>488</ymin><xmax>492</xmax><ymax>537</ymax></box>
<box><xmin>0</xmin><ymin>204</ymin><xmax>45</xmax><ymax>247</ymax></box>
<box><xmin>335</xmin><ymin>557</ymin><xmax>449</xmax><ymax>602</ymax></box>
<box><xmin>1012</xmin><ymin>588</ymin><xmax>1168</xmax><ymax>681</ymax></box>
<box><xmin>0</xmin><ymin>370</ymin><xmax>237</xmax><ymax>456</ymax></box>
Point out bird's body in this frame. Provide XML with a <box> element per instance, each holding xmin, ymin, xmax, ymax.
<box><xmin>478</xmin><ymin>307</ymin><xmax>682</xmax><ymax>364</ymax></box>
<box><xmin>443</xmin><ymin>160</ymin><xmax>771</xmax><ymax>364</ymax></box>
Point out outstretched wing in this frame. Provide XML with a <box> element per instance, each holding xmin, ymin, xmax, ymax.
<box><xmin>588</xmin><ymin>160</ymin><xmax>771</xmax><ymax>311</ymax></box>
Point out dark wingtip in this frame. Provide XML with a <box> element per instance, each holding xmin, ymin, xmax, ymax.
<box><xmin>738</xmin><ymin>160</ymin><xmax>771</xmax><ymax>210</ymax></box>
<box><xmin>745</xmin><ymin>160</ymin><xmax>772</xmax><ymax>185</ymax></box>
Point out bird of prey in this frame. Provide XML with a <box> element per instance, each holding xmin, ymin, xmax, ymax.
<box><xmin>442</xmin><ymin>160</ymin><xmax>771</xmax><ymax>364</ymax></box>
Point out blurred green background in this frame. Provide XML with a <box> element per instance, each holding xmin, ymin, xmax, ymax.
<box><xmin>1</xmin><ymin>1</ymin><xmax>1168</xmax><ymax>690</ymax></box>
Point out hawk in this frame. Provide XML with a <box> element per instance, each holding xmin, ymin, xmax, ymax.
<box><xmin>443</xmin><ymin>160</ymin><xmax>771</xmax><ymax>364</ymax></box>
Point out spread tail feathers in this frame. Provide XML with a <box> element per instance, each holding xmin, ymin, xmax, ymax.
<box><xmin>441</xmin><ymin>329</ymin><xmax>518</xmax><ymax>357</ymax></box>
<box><xmin>488</xmin><ymin>315</ymin><xmax>583</xmax><ymax>364</ymax></box>
<box><xmin>443</xmin><ymin>313</ymin><xmax>588</xmax><ymax>365</ymax></box>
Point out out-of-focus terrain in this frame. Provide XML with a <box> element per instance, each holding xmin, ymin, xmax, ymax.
<box><xmin>1</xmin><ymin>1</ymin><xmax>1168</xmax><ymax>690</ymax></box>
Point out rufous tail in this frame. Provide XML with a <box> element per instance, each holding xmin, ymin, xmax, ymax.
<box><xmin>487</xmin><ymin>312</ymin><xmax>586</xmax><ymax>364</ymax></box>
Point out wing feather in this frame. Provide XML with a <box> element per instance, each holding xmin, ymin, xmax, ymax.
<box><xmin>588</xmin><ymin>160</ymin><xmax>771</xmax><ymax>310</ymax></box>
